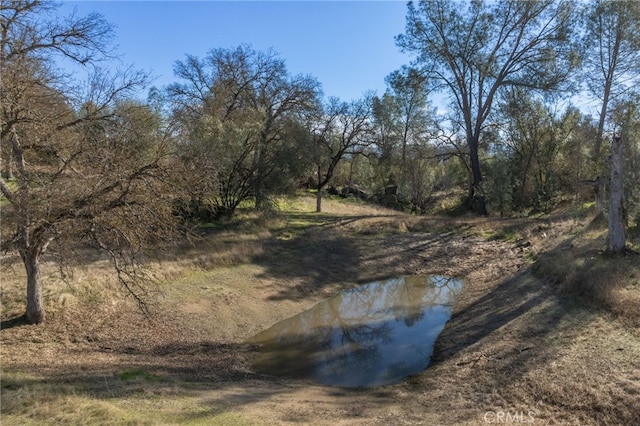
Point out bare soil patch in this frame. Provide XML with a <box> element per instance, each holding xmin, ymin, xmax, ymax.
<box><xmin>2</xmin><ymin>196</ymin><xmax>639</xmax><ymax>425</ymax></box>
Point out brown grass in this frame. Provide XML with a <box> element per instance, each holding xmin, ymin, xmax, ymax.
<box><xmin>533</xmin><ymin>213</ymin><xmax>640</xmax><ymax>328</ymax></box>
<box><xmin>2</xmin><ymin>195</ymin><xmax>639</xmax><ymax>425</ymax></box>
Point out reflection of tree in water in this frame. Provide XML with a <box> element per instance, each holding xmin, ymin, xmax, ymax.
<box><xmin>314</xmin><ymin>297</ymin><xmax>394</xmax><ymax>385</ymax></box>
<box><xmin>250</xmin><ymin>275</ymin><xmax>463</xmax><ymax>387</ymax></box>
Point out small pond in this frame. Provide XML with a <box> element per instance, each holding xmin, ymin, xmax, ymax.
<box><xmin>248</xmin><ymin>275</ymin><xmax>463</xmax><ymax>388</ymax></box>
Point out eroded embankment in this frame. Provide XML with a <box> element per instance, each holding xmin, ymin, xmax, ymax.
<box><xmin>1</xmin><ymin>203</ymin><xmax>638</xmax><ymax>425</ymax></box>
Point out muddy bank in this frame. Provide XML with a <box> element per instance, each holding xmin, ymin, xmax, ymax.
<box><xmin>2</xmin><ymin>201</ymin><xmax>639</xmax><ymax>425</ymax></box>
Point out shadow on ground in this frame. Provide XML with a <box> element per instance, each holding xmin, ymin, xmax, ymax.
<box><xmin>3</xmin><ymin>210</ymin><xmax>638</xmax><ymax>425</ymax></box>
<box><xmin>252</xmin><ymin>213</ymin><xmax>406</xmax><ymax>301</ymax></box>
<box><xmin>402</xmin><ymin>266</ymin><xmax>638</xmax><ymax>425</ymax></box>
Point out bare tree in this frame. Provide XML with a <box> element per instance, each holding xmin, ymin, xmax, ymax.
<box><xmin>1</xmin><ymin>1</ymin><xmax>177</xmax><ymax>324</ymax></box>
<box><xmin>307</xmin><ymin>96</ymin><xmax>374</xmax><ymax>213</ymax></box>
<box><xmin>397</xmin><ymin>0</ymin><xmax>579</xmax><ymax>214</ymax></box>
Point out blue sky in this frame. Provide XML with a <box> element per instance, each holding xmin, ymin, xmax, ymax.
<box><xmin>59</xmin><ymin>1</ymin><xmax>412</xmax><ymax>101</ymax></box>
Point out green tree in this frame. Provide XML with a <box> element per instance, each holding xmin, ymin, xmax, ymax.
<box><xmin>168</xmin><ymin>45</ymin><xmax>321</xmax><ymax>217</ymax></box>
<box><xmin>397</xmin><ymin>0</ymin><xmax>579</xmax><ymax>214</ymax></box>
<box><xmin>497</xmin><ymin>89</ymin><xmax>581</xmax><ymax>212</ymax></box>
<box><xmin>485</xmin><ymin>144</ymin><xmax>513</xmax><ymax>217</ymax></box>
<box><xmin>382</xmin><ymin>67</ymin><xmax>433</xmax><ymax>172</ymax></box>
<box><xmin>618</xmin><ymin>98</ymin><xmax>640</xmax><ymax>228</ymax></box>
<box><xmin>583</xmin><ymin>0</ymin><xmax>640</xmax><ymax>160</ymax></box>
<box><xmin>0</xmin><ymin>1</ymin><xmax>176</xmax><ymax>324</ymax></box>
<box><xmin>372</xmin><ymin>93</ymin><xmax>401</xmax><ymax>188</ymax></box>
<box><xmin>372</xmin><ymin>66</ymin><xmax>436</xmax><ymax>210</ymax></box>
<box><xmin>582</xmin><ymin>0</ymin><xmax>640</xmax><ymax>213</ymax></box>
<box><xmin>606</xmin><ymin>98</ymin><xmax>640</xmax><ymax>253</ymax></box>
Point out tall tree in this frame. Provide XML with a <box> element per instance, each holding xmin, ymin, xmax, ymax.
<box><xmin>373</xmin><ymin>67</ymin><xmax>434</xmax><ymax>193</ymax></box>
<box><xmin>619</xmin><ymin>98</ymin><xmax>640</xmax><ymax>226</ymax></box>
<box><xmin>168</xmin><ymin>45</ymin><xmax>321</xmax><ymax>216</ymax></box>
<box><xmin>606</xmin><ymin>99</ymin><xmax>639</xmax><ymax>253</ymax></box>
<box><xmin>397</xmin><ymin>0</ymin><xmax>579</xmax><ymax>214</ymax></box>
<box><xmin>373</xmin><ymin>68</ymin><xmax>439</xmax><ymax>212</ymax></box>
<box><xmin>583</xmin><ymin>0</ymin><xmax>640</xmax><ymax>212</ymax></box>
<box><xmin>1</xmin><ymin>1</ymin><xmax>176</xmax><ymax>324</ymax></box>
<box><xmin>383</xmin><ymin>66</ymin><xmax>433</xmax><ymax>170</ymax></box>
<box><xmin>308</xmin><ymin>96</ymin><xmax>374</xmax><ymax>213</ymax></box>
<box><xmin>607</xmin><ymin>134</ymin><xmax>625</xmax><ymax>252</ymax></box>
<box><xmin>583</xmin><ymin>0</ymin><xmax>640</xmax><ymax>160</ymax></box>
<box><xmin>372</xmin><ymin>93</ymin><xmax>401</xmax><ymax>187</ymax></box>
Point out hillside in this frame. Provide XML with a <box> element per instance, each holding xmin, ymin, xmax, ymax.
<box><xmin>1</xmin><ymin>196</ymin><xmax>639</xmax><ymax>425</ymax></box>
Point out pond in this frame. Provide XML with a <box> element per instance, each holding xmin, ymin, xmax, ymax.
<box><xmin>248</xmin><ymin>275</ymin><xmax>463</xmax><ymax>388</ymax></box>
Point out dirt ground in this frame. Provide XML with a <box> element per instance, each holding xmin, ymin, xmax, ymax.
<box><xmin>1</xmin><ymin>197</ymin><xmax>639</xmax><ymax>425</ymax></box>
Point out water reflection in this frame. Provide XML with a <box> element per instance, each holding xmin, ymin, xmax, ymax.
<box><xmin>248</xmin><ymin>275</ymin><xmax>463</xmax><ymax>387</ymax></box>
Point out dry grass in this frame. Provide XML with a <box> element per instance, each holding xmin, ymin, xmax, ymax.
<box><xmin>533</xmin><ymin>213</ymin><xmax>640</xmax><ymax>328</ymax></box>
<box><xmin>1</xmin><ymin>370</ymin><xmax>257</xmax><ymax>426</ymax></box>
<box><xmin>2</xmin><ymin>195</ymin><xmax>639</xmax><ymax>425</ymax></box>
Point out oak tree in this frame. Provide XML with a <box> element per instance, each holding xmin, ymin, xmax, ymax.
<box><xmin>307</xmin><ymin>96</ymin><xmax>374</xmax><ymax>213</ymax></box>
<box><xmin>397</xmin><ymin>0</ymin><xmax>579</xmax><ymax>214</ymax></box>
<box><xmin>168</xmin><ymin>45</ymin><xmax>321</xmax><ymax>217</ymax></box>
<box><xmin>1</xmin><ymin>1</ymin><xmax>177</xmax><ymax>324</ymax></box>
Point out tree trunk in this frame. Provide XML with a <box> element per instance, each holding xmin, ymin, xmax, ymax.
<box><xmin>316</xmin><ymin>166</ymin><xmax>324</xmax><ymax>213</ymax></box>
<box><xmin>466</xmin><ymin>138</ymin><xmax>487</xmax><ymax>215</ymax></box>
<box><xmin>518</xmin><ymin>149</ymin><xmax>535</xmax><ymax>209</ymax></box>
<box><xmin>594</xmin><ymin>40</ymin><xmax>619</xmax><ymax>214</ymax></box>
<box><xmin>23</xmin><ymin>250</ymin><xmax>45</xmax><ymax>324</ymax></box>
<box><xmin>595</xmin><ymin>176</ymin><xmax>606</xmax><ymax>214</ymax></box>
<box><xmin>316</xmin><ymin>187</ymin><xmax>323</xmax><ymax>213</ymax></box>
<box><xmin>253</xmin><ymin>134</ymin><xmax>267</xmax><ymax>211</ymax></box>
<box><xmin>607</xmin><ymin>136</ymin><xmax>625</xmax><ymax>253</ymax></box>
<box><xmin>3</xmin><ymin>155</ymin><xmax>14</xmax><ymax>179</ymax></box>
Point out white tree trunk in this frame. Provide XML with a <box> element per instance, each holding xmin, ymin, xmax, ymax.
<box><xmin>607</xmin><ymin>136</ymin><xmax>626</xmax><ymax>253</ymax></box>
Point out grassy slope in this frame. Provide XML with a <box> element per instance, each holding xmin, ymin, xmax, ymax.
<box><xmin>1</xmin><ymin>195</ymin><xmax>639</xmax><ymax>425</ymax></box>
<box><xmin>418</xmin><ymin>214</ymin><xmax>640</xmax><ymax>425</ymax></box>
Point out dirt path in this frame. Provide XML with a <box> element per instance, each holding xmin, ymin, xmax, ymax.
<box><xmin>2</xmin><ymin>199</ymin><xmax>639</xmax><ymax>425</ymax></box>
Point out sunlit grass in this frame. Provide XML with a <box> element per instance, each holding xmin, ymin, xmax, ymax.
<box><xmin>533</xmin><ymin>217</ymin><xmax>640</xmax><ymax>328</ymax></box>
<box><xmin>2</xmin><ymin>195</ymin><xmax>638</xmax><ymax>425</ymax></box>
<box><xmin>1</xmin><ymin>371</ymin><xmax>259</xmax><ymax>426</ymax></box>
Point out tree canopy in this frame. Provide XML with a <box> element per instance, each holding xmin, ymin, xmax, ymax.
<box><xmin>2</xmin><ymin>0</ymin><xmax>639</xmax><ymax>324</ymax></box>
<box><xmin>396</xmin><ymin>0</ymin><xmax>580</xmax><ymax>214</ymax></box>
<box><xmin>1</xmin><ymin>0</ymin><xmax>178</xmax><ymax>323</ymax></box>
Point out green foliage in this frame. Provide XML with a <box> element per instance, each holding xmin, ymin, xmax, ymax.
<box><xmin>491</xmin><ymin>89</ymin><xmax>586</xmax><ymax>214</ymax></box>
<box><xmin>369</xmin><ymin>66</ymin><xmax>441</xmax><ymax>213</ymax></box>
<box><xmin>485</xmin><ymin>146</ymin><xmax>513</xmax><ymax>217</ymax></box>
<box><xmin>397</xmin><ymin>0</ymin><xmax>581</xmax><ymax>214</ymax></box>
<box><xmin>168</xmin><ymin>45</ymin><xmax>322</xmax><ymax>219</ymax></box>
<box><xmin>614</xmin><ymin>97</ymin><xmax>640</xmax><ymax>225</ymax></box>
<box><xmin>115</xmin><ymin>369</ymin><xmax>159</xmax><ymax>381</ymax></box>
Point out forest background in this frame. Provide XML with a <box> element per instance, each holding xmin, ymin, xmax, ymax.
<box><xmin>1</xmin><ymin>0</ymin><xmax>639</xmax><ymax>325</ymax></box>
